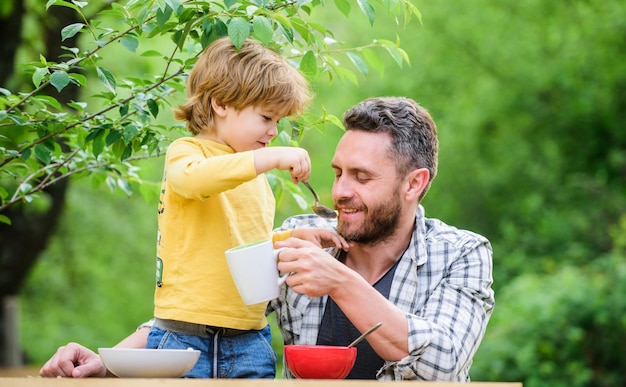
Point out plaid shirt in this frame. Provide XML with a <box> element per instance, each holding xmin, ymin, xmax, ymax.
<box><xmin>268</xmin><ymin>205</ymin><xmax>495</xmax><ymax>381</ymax></box>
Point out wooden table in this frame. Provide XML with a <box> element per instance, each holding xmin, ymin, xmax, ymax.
<box><xmin>0</xmin><ymin>378</ymin><xmax>522</xmax><ymax>387</ymax></box>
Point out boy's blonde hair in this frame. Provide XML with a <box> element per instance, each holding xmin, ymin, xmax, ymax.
<box><xmin>174</xmin><ymin>37</ymin><xmax>312</xmax><ymax>135</ymax></box>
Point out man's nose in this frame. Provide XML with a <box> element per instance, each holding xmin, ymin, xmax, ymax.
<box><xmin>332</xmin><ymin>176</ymin><xmax>352</xmax><ymax>200</ymax></box>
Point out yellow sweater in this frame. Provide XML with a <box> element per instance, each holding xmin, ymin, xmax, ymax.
<box><xmin>154</xmin><ymin>137</ymin><xmax>290</xmax><ymax>330</ymax></box>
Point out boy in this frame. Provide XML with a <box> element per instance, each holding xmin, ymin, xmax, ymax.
<box><xmin>149</xmin><ymin>37</ymin><xmax>347</xmax><ymax>378</ymax></box>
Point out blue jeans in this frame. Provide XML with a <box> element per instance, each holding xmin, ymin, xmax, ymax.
<box><xmin>146</xmin><ymin>324</ymin><xmax>276</xmax><ymax>378</ymax></box>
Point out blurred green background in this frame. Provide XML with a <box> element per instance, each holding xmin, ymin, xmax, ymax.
<box><xmin>13</xmin><ymin>0</ymin><xmax>626</xmax><ymax>386</ymax></box>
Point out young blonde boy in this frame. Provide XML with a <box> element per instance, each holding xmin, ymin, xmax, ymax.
<box><xmin>149</xmin><ymin>37</ymin><xmax>347</xmax><ymax>378</ymax></box>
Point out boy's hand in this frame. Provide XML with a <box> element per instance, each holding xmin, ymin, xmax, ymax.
<box><xmin>254</xmin><ymin>147</ymin><xmax>311</xmax><ymax>183</ymax></box>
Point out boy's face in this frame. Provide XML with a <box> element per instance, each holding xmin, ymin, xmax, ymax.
<box><xmin>213</xmin><ymin>105</ymin><xmax>283</xmax><ymax>152</ymax></box>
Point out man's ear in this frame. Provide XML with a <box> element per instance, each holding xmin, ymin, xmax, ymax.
<box><xmin>211</xmin><ymin>98</ymin><xmax>227</xmax><ymax>117</ymax></box>
<box><xmin>405</xmin><ymin>168</ymin><xmax>430</xmax><ymax>201</ymax></box>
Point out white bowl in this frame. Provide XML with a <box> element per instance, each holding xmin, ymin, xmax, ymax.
<box><xmin>98</xmin><ymin>348</ymin><xmax>200</xmax><ymax>378</ymax></box>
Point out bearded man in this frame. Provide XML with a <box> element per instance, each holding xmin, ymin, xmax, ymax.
<box><xmin>271</xmin><ymin>96</ymin><xmax>494</xmax><ymax>381</ymax></box>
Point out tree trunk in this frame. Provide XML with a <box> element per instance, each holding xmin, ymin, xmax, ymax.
<box><xmin>0</xmin><ymin>297</ymin><xmax>20</xmax><ymax>367</ymax></box>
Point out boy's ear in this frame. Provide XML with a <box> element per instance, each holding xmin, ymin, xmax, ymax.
<box><xmin>211</xmin><ymin>98</ymin><xmax>227</xmax><ymax>117</ymax></box>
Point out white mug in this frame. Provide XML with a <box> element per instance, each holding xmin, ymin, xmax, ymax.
<box><xmin>225</xmin><ymin>240</ymin><xmax>287</xmax><ymax>305</ymax></box>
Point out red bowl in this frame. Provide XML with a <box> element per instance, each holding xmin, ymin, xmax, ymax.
<box><xmin>283</xmin><ymin>344</ymin><xmax>357</xmax><ymax>379</ymax></box>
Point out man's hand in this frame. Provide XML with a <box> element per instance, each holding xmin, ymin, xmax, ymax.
<box><xmin>275</xmin><ymin>237</ymin><xmax>350</xmax><ymax>297</ymax></box>
<box><xmin>39</xmin><ymin>342</ymin><xmax>108</xmax><ymax>378</ymax></box>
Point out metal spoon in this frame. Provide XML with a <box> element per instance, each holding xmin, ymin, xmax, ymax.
<box><xmin>348</xmin><ymin>322</ymin><xmax>383</xmax><ymax>347</ymax></box>
<box><xmin>303</xmin><ymin>181</ymin><xmax>337</xmax><ymax>219</ymax></box>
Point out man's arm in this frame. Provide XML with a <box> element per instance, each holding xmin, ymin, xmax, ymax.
<box><xmin>381</xmin><ymin>241</ymin><xmax>495</xmax><ymax>381</ymax></box>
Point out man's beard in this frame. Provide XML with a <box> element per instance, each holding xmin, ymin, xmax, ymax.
<box><xmin>336</xmin><ymin>194</ymin><xmax>402</xmax><ymax>245</ymax></box>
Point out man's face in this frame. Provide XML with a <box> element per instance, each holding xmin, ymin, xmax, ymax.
<box><xmin>331</xmin><ymin>130</ymin><xmax>403</xmax><ymax>244</ymax></box>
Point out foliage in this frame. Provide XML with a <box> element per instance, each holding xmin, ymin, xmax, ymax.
<box><xmin>470</xmin><ymin>244</ymin><xmax>626</xmax><ymax>386</ymax></box>
<box><xmin>0</xmin><ymin>0</ymin><xmax>418</xmax><ymax>224</ymax></box>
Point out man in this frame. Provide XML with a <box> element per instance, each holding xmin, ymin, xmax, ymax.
<box><xmin>40</xmin><ymin>96</ymin><xmax>494</xmax><ymax>380</ymax></box>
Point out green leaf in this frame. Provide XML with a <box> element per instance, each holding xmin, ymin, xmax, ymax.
<box><xmin>228</xmin><ymin>17</ymin><xmax>250</xmax><ymax>49</ymax></box>
<box><xmin>156</xmin><ymin>6</ymin><xmax>173</xmax><ymax>27</ymax></box>
<box><xmin>21</xmin><ymin>148</ymin><xmax>31</xmax><ymax>161</ymax></box>
<box><xmin>50</xmin><ymin>71</ymin><xmax>70</xmax><ymax>92</ymax></box>
<box><xmin>119</xmin><ymin>103</ymin><xmax>129</xmax><ymax>117</ymax></box>
<box><xmin>147</xmin><ymin>99</ymin><xmax>159</xmax><ymax>118</ymax></box>
<box><xmin>277</xmin><ymin>19</ymin><xmax>294</xmax><ymax>43</ymax></box>
<box><xmin>252</xmin><ymin>16</ymin><xmax>273</xmax><ymax>45</ymax></box>
<box><xmin>120</xmin><ymin>36</ymin><xmax>139</xmax><ymax>52</ymax></box>
<box><xmin>166</xmin><ymin>0</ymin><xmax>182</xmax><ymax>12</ymax></box>
<box><xmin>96</xmin><ymin>66</ymin><xmax>116</xmax><ymax>94</ymax></box>
<box><xmin>377</xmin><ymin>39</ymin><xmax>406</xmax><ymax>67</ymax></box>
<box><xmin>141</xmin><ymin>50</ymin><xmax>163</xmax><ymax>57</ymax></box>
<box><xmin>106</xmin><ymin>130</ymin><xmax>123</xmax><ymax>146</ymax></box>
<box><xmin>346</xmin><ymin>52</ymin><xmax>368</xmax><ymax>77</ymax></box>
<box><xmin>291</xmin><ymin>18</ymin><xmax>310</xmax><ymax>42</ymax></box>
<box><xmin>123</xmin><ymin>124</ymin><xmax>139</xmax><ymax>143</ymax></box>
<box><xmin>224</xmin><ymin>0</ymin><xmax>238</xmax><ymax>9</ymax></box>
<box><xmin>117</xmin><ymin>178</ymin><xmax>133</xmax><ymax>195</ymax></box>
<box><xmin>85</xmin><ymin>127</ymin><xmax>101</xmax><ymax>142</ymax></box>
<box><xmin>356</xmin><ymin>0</ymin><xmax>375</xmax><ymax>25</ymax></box>
<box><xmin>46</xmin><ymin>0</ymin><xmax>81</xmax><ymax>12</ymax></box>
<box><xmin>362</xmin><ymin>47</ymin><xmax>384</xmax><ymax>77</ymax></box>
<box><xmin>0</xmin><ymin>214</ymin><xmax>11</xmax><ymax>225</ymax></box>
<box><xmin>327</xmin><ymin>60</ymin><xmax>359</xmax><ymax>85</ymax></box>
<box><xmin>32</xmin><ymin>68</ymin><xmax>49</xmax><ymax>88</ymax></box>
<box><xmin>67</xmin><ymin>101</ymin><xmax>86</xmax><ymax>112</ymax></box>
<box><xmin>299</xmin><ymin>51</ymin><xmax>317</xmax><ymax>79</ymax></box>
<box><xmin>178</xmin><ymin>8</ymin><xmax>197</xmax><ymax>23</ymax></box>
<box><xmin>32</xmin><ymin>95</ymin><xmax>63</xmax><ymax>111</ymax></box>
<box><xmin>121</xmin><ymin>144</ymin><xmax>133</xmax><ymax>161</ymax></box>
<box><xmin>333</xmin><ymin>0</ymin><xmax>351</xmax><ymax>17</ymax></box>
<box><xmin>68</xmin><ymin>72</ymin><xmax>87</xmax><ymax>87</ymax></box>
<box><xmin>111</xmin><ymin>139</ymin><xmax>125</xmax><ymax>159</ymax></box>
<box><xmin>61</xmin><ymin>23</ymin><xmax>85</xmax><ymax>41</ymax></box>
<box><xmin>17</xmin><ymin>182</ymin><xmax>33</xmax><ymax>197</ymax></box>
<box><xmin>34</xmin><ymin>143</ymin><xmax>52</xmax><ymax>164</ymax></box>
<box><xmin>156</xmin><ymin>0</ymin><xmax>168</xmax><ymax>12</ymax></box>
<box><xmin>92</xmin><ymin>129</ymin><xmax>105</xmax><ymax>157</ymax></box>
<box><xmin>173</xmin><ymin>19</ymin><xmax>193</xmax><ymax>50</ymax></box>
